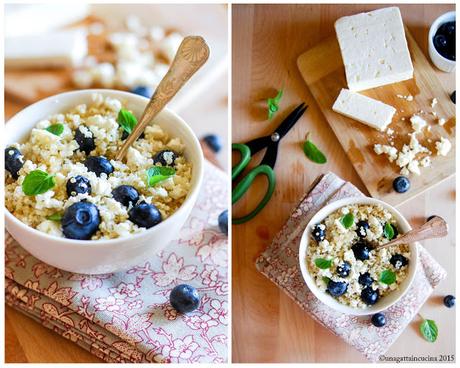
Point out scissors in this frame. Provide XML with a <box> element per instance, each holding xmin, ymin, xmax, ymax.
<box><xmin>232</xmin><ymin>103</ymin><xmax>308</xmax><ymax>224</ymax></box>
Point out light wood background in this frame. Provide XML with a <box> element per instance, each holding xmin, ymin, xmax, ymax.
<box><xmin>232</xmin><ymin>3</ymin><xmax>455</xmax><ymax>363</ymax></box>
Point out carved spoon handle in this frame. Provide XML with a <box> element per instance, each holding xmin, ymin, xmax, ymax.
<box><xmin>116</xmin><ymin>36</ymin><xmax>210</xmax><ymax>161</ymax></box>
<box><xmin>374</xmin><ymin>216</ymin><xmax>448</xmax><ymax>250</ymax></box>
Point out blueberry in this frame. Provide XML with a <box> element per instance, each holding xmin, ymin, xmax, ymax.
<box><xmin>153</xmin><ymin>150</ymin><xmax>177</xmax><ymax>167</ymax></box>
<box><xmin>66</xmin><ymin>176</ymin><xmax>91</xmax><ymax>197</ymax></box>
<box><xmin>438</xmin><ymin>21</ymin><xmax>455</xmax><ymax>37</ymax></box>
<box><xmin>434</xmin><ymin>34</ymin><xmax>448</xmax><ymax>50</ymax></box>
<box><xmin>121</xmin><ymin>130</ymin><xmax>145</xmax><ymax>141</ymax></box>
<box><xmin>327</xmin><ymin>280</ymin><xmax>348</xmax><ymax>297</ymax></box>
<box><xmin>75</xmin><ymin>126</ymin><xmax>96</xmax><ymax>155</ymax></box>
<box><xmin>170</xmin><ymin>284</ymin><xmax>200</xmax><ymax>313</ymax></box>
<box><xmin>131</xmin><ymin>86</ymin><xmax>153</xmax><ymax>98</ymax></box>
<box><xmin>443</xmin><ymin>295</ymin><xmax>456</xmax><ymax>308</ymax></box>
<box><xmin>352</xmin><ymin>241</ymin><xmax>372</xmax><ymax>261</ymax></box>
<box><xmin>129</xmin><ymin>201</ymin><xmax>162</xmax><ymax>228</ymax></box>
<box><xmin>390</xmin><ymin>254</ymin><xmax>408</xmax><ymax>269</ymax></box>
<box><xmin>84</xmin><ymin>156</ymin><xmax>114</xmax><ymax>177</ymax></box>
<box><xmin>451</xmin><ymin>91</ymin><xmax>456</xmax><ymax>104</ymax></box>
<box><xmin>358</xmin><ymin>272</ymin><xmax>374</xmax><ymax>287</ymax></box>
<box><xmin>218</xmin><ymin>210</ymin><xmax>228</xmax><ymax>235</ymax></box>
<box><xmin>361</xmin><ymin>287</ymin><xmax>379</xmax><ymax>305</ymax></box>
<box><xmin>312</xmin><ymin>224</ymin><xmax>326</xmax><ymax>242</ymax></box>
<box><xmin>393</xmin><ymin>176</ymin><xmax>410</xmax><ymax>193</ymax></box>
<box><xmin>371</xmin><ymin>313</ymin><xmax>386</xmax><ymax>327</ymax></box>
<box><xmin>203</xmin><ymin>134</ymin><xmax>222</xmax><ymax>153</ymax></box>
<box><xmin>5</xmin><ymin>147</ymin><xmax>24</xmax><ymax>179</ymax></box>
<box><xmin>112</xmin><ymin>185</ymin><xmax>139</xmax><ymax>207</ymax></box>
<box><xmin>62</xmin><ymin>201</ymin><xmax>100</xmax><ymax>240</ymax></box>
<box><xmin>336</xmin><ymin>261</ymin><xmax>351</xmax><ymax>278</ymax></box>
<box><xmin>356</xmin><ymin>220</ymin><xmax>370</xmax><ymax>238</ymax></box>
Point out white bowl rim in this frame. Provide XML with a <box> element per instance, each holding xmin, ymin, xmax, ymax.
<box><xmin>298</xmin><ymin>196</ymin><xmax>419</xmax><ymax>316</ymax></box>
<box><xmin>428</xmin><ymin>11</ymin><xmax>456</xmax><ymax>64</ymax></box>
<box><xmin>4</xmin><ymin>89</ymin><xmax>204</xmax><ymax>249</ymax></box>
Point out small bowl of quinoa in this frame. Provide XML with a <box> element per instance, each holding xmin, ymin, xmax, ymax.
<box><xmin>5</xmin><ymin>89</ymin><xmax>203</xmax><ymax>274</ymax></box>
<box><xmin>299</xmin><ymin>197</ymin><xmax>418</xmax><ymax>315</ymax></box>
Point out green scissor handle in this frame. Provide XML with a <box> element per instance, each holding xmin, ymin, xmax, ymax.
<box><xmin>232</xmin><ymin>143</ymin><xmax>251</xmax><ymax>180</ymax></box>
<box><xmin>232</xmin><ymin>164</ymin><xmax>276</xmax><ymax>224</ymax></box>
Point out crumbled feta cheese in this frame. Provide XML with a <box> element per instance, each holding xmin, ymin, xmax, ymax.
<box><xmin>410</xmin><ymin>115</ymin><xmax>427</xmax><ymax>133</ymax></box>
<box><xmin>438</xmin><ymin>118</ymin><xmax>446</xmax><ymax>126</ymax></box>
<box><xmin>431</xmin><ymin>98</ymin><xmax>438</xmax><ymax>108</ymax></box>
<box><xmin>435</xmin><ymin>137</ymin><xmax>452</xmax><ymax>156</ymax></box>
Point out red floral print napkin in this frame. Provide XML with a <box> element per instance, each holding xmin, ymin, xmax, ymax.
<box><xmin>5</xmin><ymin>161</ymin><xmax>228</xmax><ymax>363</ymax></box>
<box><xmin>255</xmin><ymin>172</ymin><xmax>447</xmax><ymax>362</ymax></box>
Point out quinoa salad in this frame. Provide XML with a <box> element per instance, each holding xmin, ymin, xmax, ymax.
<box><xmin>5</xmin><ymin>93</ymin><xmax>192</xmax><ymax>240</ymax></box>
<box><xmin>306</xmin><ymin>204</ymin><xmax>410</xmax><ymax>309</ymax></box>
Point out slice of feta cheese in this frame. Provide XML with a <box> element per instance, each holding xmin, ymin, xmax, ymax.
<box><xmin>332</xmin><ymin>88</ymin><xmax>396</xmax><ymax>131</ymax></box>
<box><xmin>410</xmin><ymin>115</ymin><xmax>427</xmax><ymax>133</ymax></box>
<box><xmin>334</xmin><ymin>7</ymin><xmax>414</xmax><ymax>91</ymax></box>
<box><xmin>435</xmin><ymin>137</ymin><xmax>452</xmax><ymax>156</ymax></box>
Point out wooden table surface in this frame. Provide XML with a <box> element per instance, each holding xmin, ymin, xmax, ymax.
<box><xmin>232</xmin><ymin>3</ymin><xmax>456</xmax><ymax>363</ymax></box>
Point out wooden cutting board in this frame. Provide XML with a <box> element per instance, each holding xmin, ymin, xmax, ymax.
<box><xmin>297</xmin><ymin>29</ymin><xmax>455</xmax><ymax>207</ymax></box>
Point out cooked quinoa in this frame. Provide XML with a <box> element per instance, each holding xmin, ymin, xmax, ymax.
<box><xmin>5</xmin><ymin>93</ymin><xmax>192</xmax><ymax>240</ymax></box>
<box><xmin>306</xmin><ymin>204</ymin><xmax>410</xmax><ymax>309</ymax></box>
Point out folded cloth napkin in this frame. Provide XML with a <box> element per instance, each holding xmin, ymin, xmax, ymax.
<box><xmin>5</xmin><ymin>161</ymin><xmax>228</xmax><ymax>363</ymax></box>
<box><xmin>255</xmin><ymin>172</ymin><xmax>447</xmax><ymax>362</ymax></box>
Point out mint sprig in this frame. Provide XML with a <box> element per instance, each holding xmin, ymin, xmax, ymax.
<box><xmin>45</xmin><ymin>123</ymin><xmax>64</xmax><ymax>136</ymax></box>
<box><xmin>303</xmin><ymin>133</ymin><xmax>327</xmax><ymax>164</ymax></box>
<box><xmin>340</xmin><ymin>213</ymin><xmax>354</xmax><ymax>229</ymax></box>
<box><xmin>383</xmin><ymin>223</ymin><xmax>395</xmax><ymax>239</ymax></box>
<box><xmin>22</xmin><ymin>170</ymin><xmax>55</xmax><ymax>196</ymax></box>
<box><xmin>267</xmin><ymin>89</ymin><xmax>283</xmax><ymax>119</ymax></box>
<box><xmin>419</xmin><ymin>318</ymin><xmax>438</xmax><ymax>342</ymax></box>
<box><xmin>380</xmin><ymin>269</ymin><xmax>396</xmax><ymax>285</ymax></box>
<box><xmin>117</xmin><ymin>108</ymin><xmax>138</xmax><ymax>134</ymax></box>
<box><xmin>147</xmin><ymin>166</ymin><xmax>176</xmax><ymax>187</ymax></box>
<box><xmin>314</xmin><ymin>258</ymin><xmax>333</xmax><ymax>269</ymax></box>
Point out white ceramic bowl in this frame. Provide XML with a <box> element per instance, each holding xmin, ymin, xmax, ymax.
<box><xmin>428</xmin><ymin>11</ymin><xmax>456</xmax><ymax>73</ymax></box>
<box><xmin>5</xmin><ymin>89</ymin><xmax>204</xmax><ymax>274</ymax></box>
<box><xmin>299</xmin><ymin>197</ymin><xmax>419</xmax><ymax>316</ymax></box>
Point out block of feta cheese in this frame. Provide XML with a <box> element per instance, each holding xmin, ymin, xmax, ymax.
<box><xmin>334</xmin><ymin>7</ymin><xmax>414</xmax><ymax>91</ymax></box>
<box><xmin>332</xmin><ymin>88</ymin><xmax>396</xmax><ymax>131</ymax></box>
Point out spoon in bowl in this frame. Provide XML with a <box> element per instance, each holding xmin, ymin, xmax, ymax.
<box><xmin>374</xmin><ymin>215</ymin><xmax>448</xmax><ymax>250</ymax></box>
<box><xmin>115</xmin><ymin>35</ymin><xmax>210</xmax><ymax>161</ymax></box>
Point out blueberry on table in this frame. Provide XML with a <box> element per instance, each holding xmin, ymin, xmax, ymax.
<box><xmin>356</xmin><ymin>220</ymin><xmax>370</xmax><ymax>238</ymax></box>
<box><xmin>112</xmin><ymin>185</ymin><xmax>139</xmax><ymax>207</ymax></box>
<box><xmin>203</xmin><ymin>134</ymin><xmax>223</xmax><ymax>153</ymax></box>
<box><xmin>393</xmin><ymin>176</ymin><xmax>410</xmax><ymax>193</ymax></box>
<box><xmin>66</xmin><ymin>176</ymin><xmax>92</xmax><ymax>197</ymax></box>
<box><xmin>371</xmin><ymin>313</ymin><xmax>386</xmax><ymax>327</ymax></box>
<box><xmin>218</xmin><ymin>210</ymin><xmax>228</xmax><ymax>235</ymax></box>
<box><xmin>327</xmin><ymin>280</ymin><xmax>348</xmax><ymax>297</ymax></box>
<box><xmin>443</xmin><ymin>295</ymin><xmax>455</xmax><ymax>308</ymax></box>
<box><xmin>84</xmin><ymin>156</ymin><xmax>114</xmax><ymax>177</ymax></box>
<box><xmin>358</xmin><ymin>272</ymin><xmax>374</xmax><ymax>287</ymax></box>
<box><xmin>129</xmin><ymin>201</ymin><xmax>162</xmax><ymax>228</ymax></box>
<box><xmin>336</xmin><ymin>261</ymin><xmax>351</xmax><ymax>278</ymax></box>
<box><xmin>75</xmin><ymin>126</ymin><xmax>96</xmax><ymax>155</ymax></box>
<box><xmin>5</xmin><ymin>147</ymin><xmax>24</xmax><ymax>179</ymax></box>
<box><xmin>451</xmin><ymin>91</ymin><xmax>456</xmax><ymax>104</ymax></box>
<box><xmin>131</xmin><ymin>86</ymin><xmax>153</xmax><ymax>98</ymax></box>
<box><xmin>153</xmin><ymin>150</ymin><xmax>177</xmax><ymax>167</ymax></box>
<box><xmin>312</xmin><ymin>224</ymin><xmax>326</xmax><ymax>242</ymax></box>
<box><xmin>361</xmin><ymin>287</ymin><xmax>379</xmax><ymax>305</ymax></box>
<box><xmin>352</xmin><ymin>241</ymin><xmax>371</xmax><ymax>261</ymax></box>
<box><xmin>62</xmin><ymin>201</ymin><xmax>100</xmax><ymax>240</ymax></box>
<box><xmin>170</xmin><ymin>284</ymin><xmax>200</xmax><ymax>313</ymax></box>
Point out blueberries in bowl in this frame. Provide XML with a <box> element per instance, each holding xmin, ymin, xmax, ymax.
<box><xmin>358</xmin><ymin>272</ymin><xmax>374</xmax><ymax>287</ymax></box>
<box><xmin>352</xmin><ymin>241</ymin><xmax>372</xmax><ymax>261</ymax></box>
<box><xmin>327</xmin><ymin>280</ymin><xmax>348</xmax><ymax>297</ymax></box>
<box><xmin>62</xmin><ymin>201</ymin><xmax>100</xmax><ymax>240</ymax></box>
<box><xmin>361</xmin><ymin>287</ymin><xmax>379</xmax><ymax>305</ymax></box>
<box><xmin>336</xmin><ymin>261</ymin><xmax>351</xmax><ymax>278</ymax></box>
<box><xmin>356</xmin><ymin>220</ymin><xmax>370</xmax><ymax>238</ymax></box>
<box><xmin>312</xmin><ymin>224</ymin><xmax>326</xmax><ymax>242</ymax></box>
<box><xmin>5</xmin><ymin>147</ymin><xmax>24</xmax><ymax>179</ymax></box>
<box><xmin>66</xmin><ymin>176</ymin><xmax>92</xmax><ymax>197</ymax></box>
<box><xmin>129</xmin><ymin>201</ymin><xmax>162</xmax><ymax>228</ymax></box>
<box><xmin>390</xmin><ymin>254</ymin><xmax>409</xmax><ymax>269</ymax></box>
<box><xmin>75</xmin><ymin>126</ymin><xmax>96</xmax><ymax>155</ymax></box>
<box><xmin>153</xmin><ymin>150</ymin><xmax>177</xmax><ymax>167</ymax></box>
<box><xmin>112</xmin><ymin>185</ymin><xmax>139</xmax><ymax>207</ymax></box>
<box><xmin>433</xmin><ymin>20</ymin><xmax>455</xmax><ymax>61</ymax></box>
<box><xmin>84</xmin><ymin>156</ymin><xmax>114</xmax><ymax>177</ymax></box>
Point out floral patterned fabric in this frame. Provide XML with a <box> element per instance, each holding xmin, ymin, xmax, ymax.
<box><xmin>5</xmin><ymin>161</ymin><xmax>228</xmax><ymax>363</ymax></box>
<box><xmin>255</xmin><ymin>172</ymin><xmax>447</xmax><ymax>362</ymax></box>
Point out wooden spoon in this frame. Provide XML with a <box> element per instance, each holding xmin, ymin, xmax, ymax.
<box><xmin>115</xmin><ymin>36</ymin><xmax>210</xmax><ymax>161</ymax></box>
<box><xmin>374</xmin><ymin>216</ymin><xmax>448</xmax><ymax>250</ymax></box>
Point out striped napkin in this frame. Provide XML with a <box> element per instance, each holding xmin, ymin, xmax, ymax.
<box><xmin>255</xmin><ymin>172</ymin><xmax>446</xmax><ymax>362</ymax></box>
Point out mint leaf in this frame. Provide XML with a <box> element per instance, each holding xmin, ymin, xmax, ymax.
<box><xmin>117</xmin><ymin>108</ymin><xmax>138</xmax><ymax>134</ymax></box>
<box><xmin>46</xmin><ymin>212</ymin><xmax>63</xmax><ymax>221</ymax></box>
<box><xmin>303</xmin><ymin>133</ymin><xmax>327</xmax><ymax>164</ymax></box>
<box><xmin>314</xmin><ymin>258</ymin><xmax>333</xmax><ymax>269</ymax></box>
<box><xmin>380</xmin><ymin>269</ymin><xmax>396</xmax><ymax>285</ymax></box>
<box><xmin>147</xmin><ymin>166</ymin><xmax>175</xmax><ymax>187</ymax></box>
<box><xmin>322</xmin><ymin>276</ymin><xmax>331</xmax><ymax>285</ymax></box>
<box><xmin>340</xmin><ymin>213</ymin><xmax>354</xmax><ymax>229</ymax></box>
<box><xmin>420</xmin><ymin>319</ymin><xmax>438</xmax><ymax>342</ymax></box>
<box><xmin>267</xmin><ymin>89</ymin><xmax>283</xmax><ymax>119</ymax></box>
<box><xmin>383</xmin><ymin>223</ymin><xmax>395</xmax><ymax>239</ymax></box>
<box><xmin>45</xmin><ymin>123</ymin><xmax>64</xmax><ymax>136</ymax></box>
<box><xmin>22</xmin><ymin>170</ymin><xmax>55</xmax><ymax>196</ymax></box>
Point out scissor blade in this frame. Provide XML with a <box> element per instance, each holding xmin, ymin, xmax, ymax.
<box><xmin>274</xmin><ymin>103</ymin><xmax>308</xmax><ymax>139</ymax></box>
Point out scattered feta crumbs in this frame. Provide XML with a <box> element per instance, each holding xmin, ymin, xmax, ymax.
<box><xmin>420</xmin><ymin>156</ymin><xmax>431</xmax><ymax>167</ymax></box>
<box><xmin>435</xmin><ymin>137</ymin><xmax>452</xmax><ymax>156</ymax></box>
<box><xmin>386</xmin><ymin>128</ymin><xmax>394</xmax><ymax>135</ymax></box>
<box><xmin>438</xmin><ymin>118</ymin><xmax>447</xmax><ymax>126</ymax></box>
<box><xmin>396</xmin><ymin>94</ymin><xmax>414</xmax><ymax>101</ymax></box>
<box><xmin>374</xmin><ymin>144</ymin><xmax>398</xmax><ymax>162</ymax></box>
<box><xmin>400</xmin><ymin>167</ymin><xmax>410</xmax><ymax>176</ymax></box>
<box><xmin>401</xmin><ymin>117</ymin><xmax>406</xmax><ymax>121</ymax></box>
<box><xmin>407</xmin><ymin>160</ymin><xmax>420</xmax><ymax>175</ymax></box>
<box><xmin>410</xmin><ymin>115</ymin><xmax>427</xmax><ymax>133</ymax></box>
<box><xmin>431</xmin><ymin>98</ymin><xmax>438</xmax><ymax>108</ymax></box>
